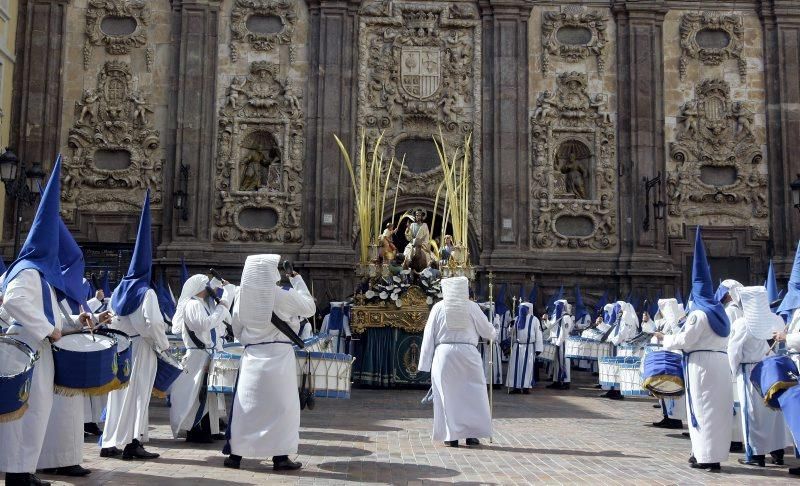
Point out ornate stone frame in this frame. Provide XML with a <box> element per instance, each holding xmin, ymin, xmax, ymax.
<box><xmin>541</xmin><ymin>5</ymin><xmax>608</xmax><ymax>75</ymax></box>
<box><xmin>530</xmin><ymin>72</ymin><xmax>617</xmax><ymax>251</ymax></box>
<box><xmin>679</xmin><ymin>12</ymin><xmax>746</xmax><ymax>81</ymax></box>
<box><xmin>229</xmin><ymin>0</ymin><xmax>297</xmax><ymax>63</ymax></box>
<box><xmin>84</xmin><ymin>0</ymin><xmax>152</xmax><ymax>71</ymax></box>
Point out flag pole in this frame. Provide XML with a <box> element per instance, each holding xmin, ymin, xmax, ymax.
<box><xmin>488</xmin><ymin>271</ymin><xmax>495</xmax><ymax>444</ymax></box>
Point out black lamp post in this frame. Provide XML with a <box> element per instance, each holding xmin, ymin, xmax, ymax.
<box><xmin>0</xmin><ymin>148</ymin><xmax>45</xmax><ymax>256</ymax></box>
<box><xmin>791</xmin><ymin>173</ymin><xmax>800</xmax><ymax>213</ymax></box>
<box><xmin>643</xmin><ymin>171</ymin><xmax>665</xmax><ymax>232</ymax></box>
<box><xmin>173</xmin><ymin>162</ymin><xmax>189</xmax><ymax>221</ymax></box>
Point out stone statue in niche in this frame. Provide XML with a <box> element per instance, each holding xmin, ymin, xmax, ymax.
<box><xmin>238</xmin><ymin>132</ymin><xmax>281</xmax><ymax>192</ymax></box>
<box><xmin>555</xmin><ymin>140</ymin><xmax>591</xmax><ymax>200</ymax></box>
<box><xmin>226</xmin><ymin>77</ymin><xmax>246</xmax><ymax>109</ymax></box>
<box><xmin>732</xmin><ymin>101</ymin><xmax>754</xmax><ymax>139</ymax></box>
<box><xmin>130</xmin><ymin>91</ymin><xmax>151</xmax><ymax>125</ymax></box>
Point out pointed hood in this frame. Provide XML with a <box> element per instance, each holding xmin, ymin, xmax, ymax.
<box><xmin>778</xmin><ymin>241</ymin><xmax>800</xmax><ymax>316</ymax></box>
<box><xmin>527</xmin><ymin>284</ymin><xmax>537</xmax><ymax>308</ymax></box>
<box><xmin>111</xmin><ymin>191</ymin><xmax>153</xmax><ymax>316</ymax></box>
<box><xmin>574</xmin><ymin>285</ymin><xmax>589</xmax><ymax>322</ymax></box>
<box><xmin>495</xmin><ymin>283</ymin><xmax>508</xmax><ymax>315</ymax></box>
<box><xmin>180</xmin><ymin>256</ymin><xmax>190</xmax><ymax>286</ymax></box>
<box><xmin>766</xmin><ymin>260</ymin><xmax>780</xmax><ymax>306</ymax></box>
<box><xmin>0</xmin><ymin>254</ymin><xmax>6</xmax><ymax>275</ymax></box>
<box><xmin>157</xmin><ymin>271</ymin><xmax>176</xmax><ymax>320</ymax></box>
<box><xmin>518</xmin><ymin>283</ymin><xmax>525</xmax><ymax>302</ymax></box>
<box><xmin>101</xmin><ymin>270</ymin><xmax>111</xmax><ymax>296</ymax></box>
<box><xmin>2</xmin><ymin>155</ymin><xmax>65</xmax><ymax>294</ymax></box>
<box><xmin>57</xmin><ymin>219</ymin><xmax>88</xmax><ymax>312</ymax></box>
<box><xmin>691</xmin><ymin>227</ymin><xmax>730</xmax><ymax>337</ymax></box>
<box><xmin>545</xmin><ymin>285</ymin><xmax>564</xmax><ymax>314</ymax></box>
<box><xmin>676</xmin><ymin>288</ymin><xmax>684</xmax><ymax>306</ymax></box>
<box><xmin>648</xmin><ymin>291</ymin><xmax>661</xmax><ymax>319</ymax></box>
<box><xmin>516</xmin><ymin>302</ymin><xmax>531</xmax><ymax>329</ymax></box>
<box><xmin>595</xmin><ymin>290</ymin><xmax>609</xmax><ymax>318</ymax></box>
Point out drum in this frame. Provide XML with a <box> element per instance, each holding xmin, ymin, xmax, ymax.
<box><xmin>0</xmin><ymin>337</ymin><xmax>37</xmax><ymax>422</ymax></box>
<box><xmin>52</xmin><ymin>331</ymin><xmax>118</xmax><ymax>396</ymax></box>
<box><xmin>295</xmin><ymin>351</ymin><xmax>354</xmax><ymax>399</ymax></box>
<box><xmin>750</xmin><ymin>355</ymin><xmax>799</xmax><ymax>409</ymax></box>
<box><xmin>565</xmin><ymin>336</ymin><xmax>612</xmax><ymax>361</ymax></box>
<box><xmin>538</xmin><ymin>342</ymin><xmax>557</xmax><ymax>363</ymax></box>
<box><xmin>617</xmin><ymin>344</ymin><xmax>644</xmax><ymax>358</ymax></box>
<box><xmin>153</xmin><ymin>350</ymin><xmax>184</xmax><ymax>398</ymax></box>
<box><xmin>599</xmin><ymin>356</ymin><xmax>638</xmax><ymax>390</ymax></box>
<box><xmin>299</xmin><ymin>336</ymin><xmax>323</xmax><ymax>353</ymax></box>
<box><xmin>619</xmin><ymin>360</ymin><xmax>648</xmax><ymax>397</ymax></box>
<box><xmin>97</xmin><ymin>329</ymin><xmax>132</xmax><ymax>389</ymax></box>
<box><xmin>581</xmin><ymin>328</ymin><xmax>605</xmax><ymax>341</ymax></box>
<box><xmin>642</xmin><ymin>350</ymin><xmax>685</xmax><ymax>398</ymax></box>
<box><xmin>777</xmin><ymin>385</ymin><xmax>800</xmax><ymax>451</ymax></box>
<box><xmin>208</xmin><ymin>344</ymin><xmax>243</xmax><ymax>395</ymax></box>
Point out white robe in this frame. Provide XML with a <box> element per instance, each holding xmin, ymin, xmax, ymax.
<box><xmin>495</xmin><ymin>311</ymin><xmax>511</xmax><ymax>362</ymax></box>
<box><xmin>101</xmin><ymin>289</ymin><xmax>169</xmax><ymax>448</ymax></box>
<box><xmin>418</xmin><ymin>301</ymin><xmax>495</xmax><ymax>441</ymax></box>
<box><xmin>663</xmin><ymin>310</ymin><xmax>732</xmax><ymax>464</ymax></box>
<box><xmin>0</xmin><ymin>269</ymin><xmax>64</xmax><ymax>473</ymax></box>
<box><xmin>506</xmin><ymin>313</ymin><xmax>543</xmax><ymax>389</ymax></box>
<box><xmin>725</xmin><ymin>303</ymin><xmax>745</xmax><ymax>444</ymax></box>
<box><xmin>83</xmin><ymin>296</ymin><xmax>108</xmax><ymax>424</ymax></box>
<box><xmin>477</xmin><ymin>313</ymin><xmax>503</xmax><ymax>384</ymax></box>
<box><xmin>169</xmin><ymin>297</ymin><xmax>230</xmax><ymax>438</ymax></box>
<box><xmin>728</xmin><ymin>316</ymin><xmax>788</xmax><ymax>456</ymax></box>
<box><xmin>550</xmin><ymin>315</ymin><xmax>574</xmax><ymax>383</ymax></box>
<box><xmin>320</xmin><ymin>311</ymin><xmax>351</xmax><ymax>354</ymax></box>
<box><xmin>786</xmin><ymin>309</ymin><xmax>800</xmax><ymax>371</ymax></box>
<box><xmin>227</xmin><ymin>275</ymin><xmax>315</xmax><ymax>458</ymax></box>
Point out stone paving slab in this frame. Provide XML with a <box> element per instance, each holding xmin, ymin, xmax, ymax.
<box><xmin>4</xmin><ymin>372</ymin><xmax>799</xmax><ymax>485</ymax></box>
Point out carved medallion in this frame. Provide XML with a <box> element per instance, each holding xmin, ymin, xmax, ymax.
<box><xmin>229</xmin><ymin>0</ymin><xmax>297</xmax><ymax>63</ymax></box>
<box><xmin>679</xmin><ymin>13</ymin><xmax>746</xmax><ymax>81</ymax></box>
<box><xmin>400</xmin><ymin>46</ymin><xmax>442</xmax><ymax>100</ymax></box>
<box><xmin>84</xmin><ymin>0</ymin><xmax>151</xmax><ymax>71</ymax></box>
<box><xmin>667</xmin><ymin>79</ymin><xmax>766</xmax><ymax>237</ymax></box>
<box><xmin>541</xmin><ymin>6</ymin><xmax>608</xmax><ymax>75</ymax></box>
<box><xmin>530</xmin><ymin>72</ymin><xmax>617</xmax><ymax>250</ymax></box>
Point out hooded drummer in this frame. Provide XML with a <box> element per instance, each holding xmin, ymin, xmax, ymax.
<box><xmin>100</xmin><ymin>192</ymin><xmax>170</xmax><ymax>460</ymax></box>
<box><xmin>418</xmin><ymin>276</ymin><xmax>495</xmax><ymax>447</ymax></box>
<box><xmin>223</xmin><ymin>254</ymin><xmax>315</xmax><ymax>471</ymax></box>
<box><xmin>169</xmin><ymin>274</ymin><xmax>232</xmax><ymax>442</ymax></box>
<box><xmin>544</xmin><ymin>299</ymin><xmax>574</xmax><ymax>391</ymax></box>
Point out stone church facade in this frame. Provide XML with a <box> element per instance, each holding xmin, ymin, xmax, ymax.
<box><xmin>7</xmin><ymin>0</ymin><xmax>800</xmax><ymax>305</ymax></box>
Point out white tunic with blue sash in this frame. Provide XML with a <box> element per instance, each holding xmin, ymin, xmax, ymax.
<box><xmin>506</xmin><ymin>309</ymin><xmax>542</xmax><ymax>389</ymax></box>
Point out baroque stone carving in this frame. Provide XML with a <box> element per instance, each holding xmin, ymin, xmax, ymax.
<box><xmin>229</xmin><ymin>0</ymin><xmax>297</xmax><ymax>63</ymax></box>
<box><xmin>530</xmin><ymin>72</ymin><xmax>617</xmax><ymax>250</ymax></box>
<box><xmin>214</xmin><ymin>61</ymin><xmax>304</xmax><ymax>243</ymax></box>
<box><xmin>84</xmin><ymin>0</ymin><xmax>151</xmax><ymax>71</ymax></box>
<box><xmin>541</xmin><ymin>5</ymin><xmax>608</xmax><ymax>75</ymax></box>
<box><xmin>358</xmin><ymin>1</ymin><xmax>482</xmax><ymax>237</ymax></box>
<box><xmin>679</xmin><ymin>13</ymin><xmax>746</xmax><ymax>81</ymax></box>
<box><xmin>667</xmin><ymin>78</ymin><xmax>766</xmax><ymax>237</ymax></box>
<box><xmin>62</xmin><ymin>61</ymin><xmax>162</xmax><ymax>218</ymax></box>
<box><xmin>351</xmin><ymin>286</ymin><xmax>430</xmax><ymax>333</ymax></box>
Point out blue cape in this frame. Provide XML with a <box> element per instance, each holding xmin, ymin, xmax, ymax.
<box><xmin>777</xmin><ymin>242</ymin><xmax>800</xmax><ymax>317</ymax></box>
<box><xmin>691</xmin><ymin>228</ymin><xmax>730</xmax><ymax>337</ymax></box>
<box><xmin>111</xmin><ymin>191</ymin><xmax>153</xmax><ymax>316</ymax></box>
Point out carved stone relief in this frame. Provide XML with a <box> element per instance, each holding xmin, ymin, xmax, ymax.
<box><xmin>541</xmin><ymin>5</ymin><xmax>608</xmax><ymax>75</ymax></box>
<box><xmin>84</xmin><ymin>0</ymin><xmax>152</xmax><ymax>71</ymax></box>
<box><xmin>667</xmin><ymin>78</ymin><xmax>766</xmax><ymax>237</ymax></box>
<box><xmin>213</xmin><ymin>61</ymin><xmax>304</xmax><ymax>243</ymax></box>
<box><xmin>357</xmin><ymin>1</ymin><xmax>482</xmax><ymax>237</ymax></box>
<box><xmin>62</xmin><ymin>61</ymin><xmax>162</xmax><ymax>219</ymax></box>
<box><xmin>679</xmin><ymin>13</ymin><xmax>745</xmax><ymax>81</ymax></box>
<box><xmin>229</xmin><ymin>0</ymin><xmax>297</xmax><ymax>63</ymax></box>
<box><xmin>530</xmin><ymin>72</ymin><xmax>617</xmax><ymax>250</ymax></box>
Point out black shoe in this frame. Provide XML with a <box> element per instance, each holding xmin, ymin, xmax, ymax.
<box><xmin>522</xmin><ymin>388</ymin><xmax>530</xmax><ymax>395</ymax></box>
<box><xmin>42</xmin><ymin>465</ymin><xmax>91</xmax><ymax>477</ymax></box>
<box><xmin>594</xmin><ymin>384</ymin><xmax>603</xmax><ymax>389</ymax></box>
<box><xmin>5</xmin><ymin>473</ymin><xmax>51</xmax><ymax>486</ymax></box>
<box><xmin>682</xmin><ymin>432</ymin><xmax>691</xmax><ymax>438</ymax></box>
<box><xmin>444</xmin><ymin>440</ymin><xmax>458</xmax><ymax>447</ymax></box>
<box><xmin>770</xmin><ymin>449</ymin><xmax>785</xmax><ymax>465</ymax></box>
<box><xmin>100</xmin><ymin>447</ymin><xmax>122</xmax><ymax>458</ymax></box>
<box><xmin>272</xmin><ymin>456</ymin><xmax>302</xmax><ymax>471</ymax></box>
<box><xmin>545</xmin><ymin>382</ymin><xmax>561</xmax><ymax>389</ymax></box>
<box><xmin>224</xmin><ymin>455</ymin><xmax>241</xmax><ymax>469</ymax></box>
<box><xmin>218</xmin><ymin>419</ymin><xmax>228</xmax><ymax>432</ymax></box>
<box><xmin>652</xmin><ymin>418</ymin><xmax>683</xmax><ymax>429</ymax></box>
<box><xmin>558</xmin><ymin>383</ymin><xmax>570</xmax><ymax>390</ymax></box>
<box><xmin>738</xmin><ymin>456</ymin><xmax>766</xmax><ymax>467</ymax></box>
<box><xmin>730</xmin><ymin>441</ymin><xmax>743</xmax><ymax>452</ymax></box>
<box><xmin>122</xmin><ymin>440</ymin><xmax>160</xmax><ymax>460</ymax></box>
<box><xmin>211</xmin><ymin>434</ymin><xmax>226</xmax><ymax>440</ymax></box>
<box><xmin>507</xmin><ymin>388</ymin><xmax>522</xmax><ymax>394</ymax></box>
<box><xmin>465</xmin><ymin>438</ymin><xmax>480</xmax><ymax>446</ymax></box>
<box><xmin>84</xmin><ymin>423</ymin><xmax>102</xmax><ymax>436</ymax></box>
<box><xmin>789</xmin><ymin>467</ymin><xmax>800</xmax><ymax>476</ymax></box>
<box><xmin>653</xmin><ymin>404</ymin><xmax>662</xmax><ymax>408</ymax></box>
<box><xmin>688</xmin><ymin>455</ymin><xmax>696</xmax><ymax>464</ymax></box>
<box><xmin>690</xmin><ymin>462</ymin><xmax>720</xmax><ymax>472</ymax></box>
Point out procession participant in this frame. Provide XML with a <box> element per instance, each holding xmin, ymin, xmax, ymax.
<box><xmin>169</xmin><ymin>274</ymin><xmax>231</xmax><ymax>443</ymax></box>
<box><xmin>716</xmin><ymin>279</ymin><xmax>745</xmax><ymax>452</ymax></box>
<box><xmin>0</xmin><ymin>156</ymin><xmax>67</xmax><ymax>486</ymax></box>
<box><xmin>729</xmin><ymin>286</ymin><xmax>788</xmax><ymax>467</ymax></box>
<box><xmin>775</xmin><ymin>241</ymin><xmax>800</xmax><ymax>372</ymax></box>
<box><xmin>223</xmin><ymin>254</ymin><xmax>315</xmax><ymax>471</ymax></box>
<box><xmin>651</xmin><ymin>298</ymin><xmax>686</xmax><ymax>429</ymax></box>
<box><xmin>100</xmin><ymin>192</ymin><xmax>170</xmax><ymax>460</ymax></box>
<box><xmin>506</xmin><ymin>301</ymin><xmax>542</xmax><ymax>394</ymax></box>
<box><xmin>37</xmin><ymin>221</ymin><xmax>100</xmax><ymax>478</ymax></box>
<box><xmin>84</xmin><ymin>286</ymin><xmax>109</xmax><ymax>436</ymax></box>
<box><xmin>601</xmin><ymin>301</ymin><xmax>639</xmax><ymax>399</ymax></box>
<box><xmin>321</xmin><ymin>301</ymin><xmax>350</xmax><ymax>353</ymax></box>
<box><xmin>418</xmin><ymin>276</ymin><xmax>495</xmax><ymax>447</ymax></box>
<box><xmin>494</xmin><ymin>285</ymin><xmax>511</xmax><ymax>362</ymax></box>
<box><xmin>654</xmin><ymin>228</ymin><xmax>733</xmax><ymax>472</ymax></box>
<box><xmin>477</xmin><ymin>301</ymin><xmax>502</xmax><ymax>387</ymax></box>
<box><xmin>545</xmin><ymin>299</ymin><xmax>574</xmax><ymax>390</ymax></box>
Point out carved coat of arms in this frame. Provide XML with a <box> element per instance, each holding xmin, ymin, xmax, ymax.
<box><xmin>400</xmin><ymin>47</ymin><xmax>441</xmax><ymax>100</ymax></box>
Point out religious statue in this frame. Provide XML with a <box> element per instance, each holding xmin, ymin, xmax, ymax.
<box><xmin>559</xmin><ymin>153</ymin><xmax>588</xmax><ymax>199</ymax></box>
<box><xmin>130</xmin><ymin>92</ymin><xmax>152</xmax><ymax>125</ymax></box>
<box><xmin>403</xmin><ymin>209</ymin><xmax>432</xmax><ymax>273</ymax></box>
<box><xmin>78</xmin><ymin>89</ymin><xmax>100</xmax><ymax>124</ymax></box>
<box><xmin>732</xmin><ymin>101</ymin><xmax>754</xmax><ymax>139</ymax></box>
<box><xmin>379</xmin><ymin>222</ymin><xmax>398</xmax><ymax>263</ymax></box>
<box><xmin>239</xmin><ymin>143</ymin><xmax>281</xmax><ymax>192</ymax></box>
<box><xmin>226</xmin><ymin>77</ymin><xmax>246</xmax><ymax>110</ymax></box>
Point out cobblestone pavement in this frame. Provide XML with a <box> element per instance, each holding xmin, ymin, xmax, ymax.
<box><xmin>8</xmin><ymin>370</ymin><xmax>800</xmax><ymax>485</ymax></box>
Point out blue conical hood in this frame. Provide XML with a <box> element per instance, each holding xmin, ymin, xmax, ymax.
<box><xmin>648</xmin><ymin>290</ymin><xmax>661</xmax><ymax>318</ymax></box>
<box><xmin>100</xmin><ymin>270</ymin><xmax>111</xmax><ymax>296</ymax></box>
<box><xmin>518</xmin><ymin>283</ymin><xmax>525</xmax><ymax>302</ymax></box>
<box><xmin>546</xmin><ymin>286</ymin><xmax>564</xmax><ymax>314</ymax></box>
<box><xmin>0</xmin><ymin>254</ymin><xmax>6</xmax><ymax>275</ymax></box>
<box><xmin>574</xmin><ymin>285</ymin><xmax>588</xmax><ymax>322</ymax></box>
<box><xmin>157</xmin><ymin>271</ymin><xmax>175</xmax><ymax>320</ymax></box>
<box><xmin>676</xmin><ymin>288</ymin><xmax>684</xmax><ymax>305</ymax></box>
<box><xmin>180</xmin><ymin>257</ymin><xmax>189</xmax><ymax>286</ymax></box>
<box><xmin>594</xmin><ymin>290</ymin><xmax>608</xmax><ymax>318</ymax></box>
<box><xmin>111</xmin><ymin>191</ymin><xmax>152</xmax><ymax>316</ymax></box>
<box><xmin>57</xmin><ymin>219</ymin><xmax>88</xmax><ymax>311</ymax></box>
<box><xmin>2</xmin><ymin>155</ymin><xmax>65</xmax><ymax>294</ymax></box>
<box><xmin>766</xmin><ymin>260</ymin><xmax>780</xmax><ymax>307</ymax></box>
<box><xmin>777</xmin><ymin>242</ymin><xmax>800</xmax><ymax>316</ymax></box>
<box><xmin>528</xmin><ymin>284</ymin><xmax>537</xmax><ymax>308</ymax></box>
<box><xmin>495</xmin><ymin>283</ymin><xmax>508</xmax><ymax>314</ymax></box>
<box><xmin>691</xmin><ymin>227</ymin><xmax>729</xmax><ymax>337</ymax></box>
<box><xmin>516</xmin><ymin>303</ymin><xmax>529</xmax><ymax>330</ymax></box>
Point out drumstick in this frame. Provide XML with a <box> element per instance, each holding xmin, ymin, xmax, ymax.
<box><xmin>80</xmin><ymin>304</ymin><xmax>96</xmax><ymax>342</ymax></box>
<box><xmin>766</xmin><ymin>324</ymin><xmax>789</xmax><ymax>357</ymax></box>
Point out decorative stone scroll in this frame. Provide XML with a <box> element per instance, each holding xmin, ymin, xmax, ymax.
<box><xmin>62</xmin><ymin>61</ymin><xmax>162</xmax><ymax>219</ymax></box>
<box><xmin>541</xmin><ymin>5</ymin><xmax>608</xmax><ymax>75</ymax></box>
<box><xmin>667</xmin><ymin>78</ymin><xmax>766</xmax><ymax>237</ymax></box>
<box><xmin>530</xmin><ymin>72</ymin><xmax>617</xmax><ymax>250</ymax></box>
<box><xmin>679</xmin><ymin>13</ymin><xmax>746</xmax><ymax>81</ymax></box>
<box><xmin>84</xmin><ymin>0</ymin><xmax>152</xmax><ymax>71</ymax></box>
<box><xmin>213</xmin><ymin>61</ymin><xmax>304</xmax><ymax>243</ymax></box>
<box><xmin>229</xmin><ymin>0</ymin><xmax>297</xmax><ymax>63</ymax></box>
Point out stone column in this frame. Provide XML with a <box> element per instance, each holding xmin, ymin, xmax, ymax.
<box><xmin>761</xmin><ymin>1</ymin><xmax>800</xmax><ymax>269</ymax></box>
<box><xmin>166</xmin><ymin>0</ymin><xmax>220</xmax><ymax>244</ymax></box>
<box><xmin>478</xmin><ymin>0</ymin><xmax>533</xmax><ymax>267</ymax></box>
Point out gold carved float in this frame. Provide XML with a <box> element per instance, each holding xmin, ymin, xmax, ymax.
<box><xmin>351</xmin><ymin>286</ymin><xmax>431</xmax><ymax>334</ymax></box>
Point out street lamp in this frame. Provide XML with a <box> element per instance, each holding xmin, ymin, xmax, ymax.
<box><xmin>643</xmin><ymin>171</ymin><xmax>665</xmax><ymax>232</ymax></box>
<box><xmin>791</xmin><ymin>173</ymin><xmax>800</xmax><ymax>213</ymax></box>
<box><xmin>173</xmin><ymin>162</ymin><xmax>189</xmax><ymax>221</ymax></box>
<box><xmin>0</xmin><ymin>148</ymin><xmax>44</xmax><ymax>256</ymax></box>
